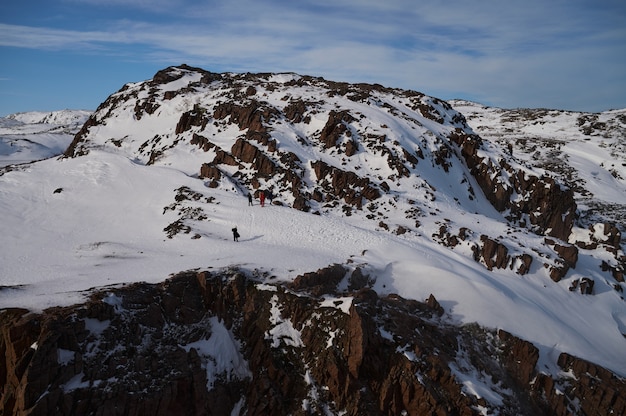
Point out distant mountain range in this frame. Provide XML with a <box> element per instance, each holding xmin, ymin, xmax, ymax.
<box><xmin>4</xmin><ymin>109</ymin><xmax>92</xmax><ymax>126</ymax></box>
<box><xmin>0</xmin><ymin>109</ymin><xmax>90</xmax><ymax>167</ymax></box>
<box><xmin>1</xmin><ymin>65</ymin><xmax>624</xmax><ymax>415</ymax></box>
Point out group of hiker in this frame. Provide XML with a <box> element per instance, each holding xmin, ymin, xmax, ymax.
<box><xmin>247</xmin><ymin>189</ymin><xmax>272</xmax><ymax>207</ymax></box>
<box><xmin>233</xmin><ymin>189</ymin><xmax>274</xmax><ymax>242</ymax></box>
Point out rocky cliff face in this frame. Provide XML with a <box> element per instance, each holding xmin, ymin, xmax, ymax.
<box><xmin>2</xmin><ymin>268</ymin><xmax>624</xmax><ymax>415</ymax></box>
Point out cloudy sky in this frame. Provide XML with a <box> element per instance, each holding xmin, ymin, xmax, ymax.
<box><xmin>1</xmin><ymin>0</ymin><xmax>625</xmax><ymax>116</ymax></box>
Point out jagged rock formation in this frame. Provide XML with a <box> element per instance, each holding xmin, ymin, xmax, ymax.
<box><xmin>2</xmin><ymin>268</ymin><xmax>624</xmax><ymax>415</ymax></box>
<box><xmin>448</xmin><ymin>130</ymin><xmax>576</xmax><ymax>241</ymax></box>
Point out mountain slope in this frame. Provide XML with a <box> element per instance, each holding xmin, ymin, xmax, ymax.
<box><xmin>0</xmin><ymin>65</ymin><xmax>625</xmax><ymax>414</ymax></box>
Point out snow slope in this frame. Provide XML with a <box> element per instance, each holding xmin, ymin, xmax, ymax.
<box><xmin>1</xmin><ymin>74</ymin><xmax>625</xmax><ymax>380</ymax></box>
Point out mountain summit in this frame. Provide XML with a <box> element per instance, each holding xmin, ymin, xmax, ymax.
<box><xmin>1</xmin><ymin>65</ymin><xmax>625</xmax><ymax>415</ymax></box>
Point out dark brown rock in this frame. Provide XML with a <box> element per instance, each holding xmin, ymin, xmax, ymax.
<box><xmin>213</xmin><ymin>100</ymin><xmax>279</xmax><ymax>133</ymax></box>
<box><xmin>425</xmin><ymin>294</ymin><xmax>444</xmax><ymax>316</ymax></box>
<box><xmin>289</xmin><ymin>264</ymin><xmax>346</xmax><ymax>296</ymax></box>
<box><xmin>497</xmin><ymin>330</ymin><xmax>539</xmax><ymax>385</ymax></box>
<box><xmin>532</xmin><ymin>353</ymin><xmax>626</xmax><ymax>416</ymax></box>
<box><xmin>211</xmin><ymin>147</ymin><xmax>238</xmax><ymax>166</ymax></box>
<box><xmin>602</xmin><ymin>260</ymin><xmax>625</xmax><ymax>283</ymax></box>
<box><xmin>175</xmin><ymin>108</ymin><xmax>208</xmax><ymax>134</ymax></box>
<box><xmin>549</xmin><ymin>261</ymin><xmax>570</xmax><ymax>282</ymax></box>
<box><xmin>344</xmin><ymin>139</ymin><xmax>358</xmax><ymax>156</ymax></box>
<box><xmin>64</xmin><ymin>115</ymin><xmax>98</xmax><ymax>157</ymax></box>
<box><xmin>312</xmin><ymin>160</ymin><xmax>381</xmax><ymax>208</ymax></box>
<box><xmin>348</xmin><ymin>267</ymin><xmax>370</xmax><ymax>291</ymax></box>
<box><xmin>579</xmin><ymin>277</ymin><xmax>594</xmax><ymax>294</ymax></box>
<box><xmin>231</xmin><ymin>138</ymin><xmax>276</xmax><ymax>176</ymax></box>
<box><xmin>319</xmin><ymin>110</ymin><xmax>355</xmax><ymax>149</ymax></box>
<box><xmin>189</xmin><ymin>133</ymin><xmax>215</xmax><ymax>152</ymax></box>
<box><xmin>543</xmin><ymin>239</ymin><xmax>578</xmax><ymax>281</ymax></box>
<box><xmin>2</xmin><ymin>269</ymin><xmax>624</xmax><ymax>415</ymax></box>
<box><xmin>474</xmin><ymin>235</ymin><xmax>510</xmax><ymax>271</ymax></box>
<box><xmin>199</xmin><ymin>163</ymin><xmax>221</xmax><ymax>180</ymax></box>
<box><xmin>283</xmin><ymin>99</ymin><xmax>311</xmax><ymax>124</ymax></box>
<box><xmin>553</xmin><ymin>242</ymin><xmax>579</xmax><ymax>268</ymax></box>
<box><xmin>515</xmin><ymin>254</ymin><xmax>534</xmax><ymax>275</ymax></box>
<box><xmin>602</xmin><ymin>223</ymin><xmax>622</xmax><ymax>248</ymax></box>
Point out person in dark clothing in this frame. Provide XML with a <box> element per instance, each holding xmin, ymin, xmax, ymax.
<box><xmin>232</xmin><ymin>227</ymin><xmax>240</xmax><ymax>242</ymax></box>
<box><xmin>247</xmin><ymin>193</ymin><xmax>253</xmax><ymax>206</ymax></box>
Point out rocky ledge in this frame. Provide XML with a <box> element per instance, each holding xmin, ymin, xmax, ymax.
<box><xmin>2</xmin><ymin>266</ymin><xmax>624</xmax><ymax>415</ymax></box>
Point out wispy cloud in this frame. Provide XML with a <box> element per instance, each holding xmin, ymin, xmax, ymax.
<box><xmin>3</xmin><ymin>1</ymin><xmax>623</xmax><ymax>63</ymax></box>
<box><xmin>0</xmin><ymin>23</ymin><xmax>137</xmax><ymax>50</ymax></box>
<box><xmin>62</xmin><ymin>0</ymin><xmax>189</xmax><ymax>13</ymax></box>
<box><xmin>1</xmin><ymin>0</ymin><xmax>625</xmax><ymax>111</ymax></box>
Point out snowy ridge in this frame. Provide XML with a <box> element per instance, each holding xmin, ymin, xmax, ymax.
<box><xmin>5</xmin><ymin>109</ymin><xmax>92</xmax><ymax>126</ymax></box>
<box><xmin>1</xmin><ymin>65</ymin><xmax>624</xmax><ymax>383</ymax></box>
<box><xmin>0</xmin><ymin>110</ymin><xmax>91</xmax><ymax>167</ymax></box>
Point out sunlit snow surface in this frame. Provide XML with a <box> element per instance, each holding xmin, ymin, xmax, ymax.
<box><xmin>1</xmin><ymin>100</ymin><xmax>625</xmax><ymax>383</ymax></box>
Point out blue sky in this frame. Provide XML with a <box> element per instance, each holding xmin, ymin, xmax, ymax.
<box><xmin>1</xmin><ymin>0</ymin><xmax>625</xmax><ymax>116</ymax></box>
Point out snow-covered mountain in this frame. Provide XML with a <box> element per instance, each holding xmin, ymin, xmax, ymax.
<box><xmin>1</xmin><ymin>65</ymin><xmax>624</xmax><ymax>415</ymax></box>
<box><xmin>0</xmin><ymin>109</ymin><xmax>91</xmax><ymax>167</ymax></box>
<box><xmin>4</xmin><ymin>109</ymin><xmax>92</xmax><ymax>127</ymax></box>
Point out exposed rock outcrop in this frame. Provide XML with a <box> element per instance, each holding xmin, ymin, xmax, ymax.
<box><xmin>471</xmin><ymin>235</ymin><xmax>534</xmax><ymax>275</ymax></box>
<box><xmin>231</xmin><ymin>138</ymin><xmax>276</xmax><ymax>176</ymax></box>
<box><xmin>312</xmin><ymin>160</ymin><xmax>381</xmax><ymax>208</ymax></box>
<box><xmin>175</xmin><ymin>107</ymin><xmax>208</xmax><ymax>134</ymax></box>
<box><xmin>319</xmin><ymin>110</ymin><xmax>356</xmax><ymax>149</ymax></box>
<box><xmin>53</xmin><ymin>65</ymin><xmax>626</xmax><ymax>387</ymax></box>
<box><xmin>2</xmin><ymin>268</ymin><xmax>624</xmax><ymax>415</ymax></box>
<box><xmin>213</xmin><ymin>101</ymin><xmax>279</xmax><ymax>134</ymax></box>
<box><xmin>448</xmin><ymin>130</ymin><xmax>577</xmax><ymax>241</ymax></box>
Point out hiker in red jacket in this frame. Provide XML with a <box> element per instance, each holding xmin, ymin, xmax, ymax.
<box><xmin>259</xmin><ymin>190</ymin><xmax>265</xmax><ymax>207</ymax></box>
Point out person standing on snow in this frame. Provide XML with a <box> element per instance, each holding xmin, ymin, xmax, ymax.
<box><xmin>248</xmin><ymin>193</ymin><xmax>253</xmax><ymax>206</ymax></box>
<box><xmin>232</xmin><ymin>227</ymin><xmax>240</xmax><ymax>242</ymax></box>
<box><xmin>259</xmin><ymin>190</ymin><xmax>265</xmax><ymax>207</ymax></box>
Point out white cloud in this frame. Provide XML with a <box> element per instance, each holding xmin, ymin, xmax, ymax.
<box><xmin>1</xmin><ymin>0</ymin><xmax>625</xmax><ymax>111</ymax></box>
